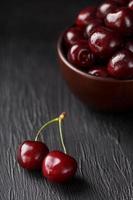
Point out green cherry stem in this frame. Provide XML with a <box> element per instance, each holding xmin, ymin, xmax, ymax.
<box><xmin>35</xmin><ymin>117</ymin><xmax>59</xmax><ymax>141</ymax></box>
<box><xmin>58</xmin><ymin>112</ymin><xmax>67</xmax><ymax>154</ymax></box>
<box><xmin>35</xmin><ymin>112</ymin><xmax>67</xmax><ymax>154</ymax></box>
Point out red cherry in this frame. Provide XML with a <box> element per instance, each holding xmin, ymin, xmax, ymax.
<box><xmin>126</xmin><ymin>40</ymin><xmax>133</xmax><ymax>53</ymax></box>
<box><xmin>63</xmin><ymin>27</ymin><xmax>83</xmax><ymax>48</ymax></box>
<box><xmin>76</xmin><ymin>6</ymin><xmax>96</xmax><ymax>28</ymax></box>
<box><xmin>105</xmin><ymin>8</ymin><xmax>133</xmax><ymax>35</ymax></box>
<box><xmin>129</xmin><ymin>0</ymin><xmax>133</xmax><ymax>10</ymax></box>
<box><xmin>88</xmin><ymin>67</ymin><xmax>109</xmax><ymax>77</ymax></box>
<box><xmin>85</xmin><ymin>19</ymin><xmax>103</xmax><ymax>38</ymax></box>
<box><xmin>108</xmin><ymin>50</ymin><xmax>133</xmax><ymax>79</ymax></box>
<box><xmin>68</xmin><ymin>40</ymin><xmax>94</xmax><ymax>68</ymax></box>
<box><xmin>42</xmin><ymin>151</ymin><xmax>77</xmax><ymax>183</ymax></box>
<box><xmin>89</xmin><ymin>27</ymin><xmax>121</xmax><ymax>58</ymax></box>
<box><xmin>97</xmin><ymin>2</ymin><xmax>117</xmax><ymax>19</ymax></box>
<box><xmin>17</xmin><ymin>141</ymin><xmax>49</xmax><ymax>170</ymax></box>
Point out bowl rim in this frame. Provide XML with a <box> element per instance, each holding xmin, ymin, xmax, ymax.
<box><xmin>57</xmin><ymin>31</ymin><xmax>133</xmax><ymax>83</ymax></box>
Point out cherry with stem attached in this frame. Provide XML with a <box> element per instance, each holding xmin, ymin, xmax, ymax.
<box><xmin>42</xmin><ymin>112</ymin><xmax>77</xmax><ymax>183</ymax></box>
<box><xmin>17</xmin><ymin>116</ymin><xmax>60</xmax><ymax>170</ymax></box>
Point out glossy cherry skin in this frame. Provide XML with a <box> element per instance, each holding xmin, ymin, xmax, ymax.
<box><xmin>85</xmin><ymin>19</ymin><xmax>103</xmax><ymax>38</ymax></box>
<box><xmin>108</xmin><ymin>50</ymin><xmax>133</xmax><ymax>79</ymax></box>
<box><xmin>97</xmin><ymin>2</ymin><xmax>117</xmax><ymax>19</ymax></box>
<box><xmin>17</xmin><ymin>141</ymin><xmax>49</xmax><ymax>170</ymax></box>
<box><xmin>63</xmin><ymin>27</ymin><xmax>83</xmax><ymax>48</ymax></box>
<box><xmin>42</xmin><ymin>151</ymin><xmax>77</xmax><ymax>183</ymax></box>
<box><xmin>88</xmin><ymin>67</ymin><xmax>109</xmax><ymax>77</ymax></box>
<box><xmin>105</xmin><ymin>8</ymin><xmax>133</xmax><ymax>35</ymax></box>
<box><xmin>76</xmin><ymin>6</ymin><xmax>96</xmax><ymax>28</ymax></box>
<box><xmin>126</xmin><ymin>40</ymin><xmax>133</xmax><ymax>53</ymax></box>
<box><xmin>68</xmin><ymin>40</ymin><xmax>94</xmax><ymax>68</ymax></box>
<box><xmin>107</xmin><ymin>0</ymin><xmax>129</xmax><ymax>5</ymax></box>
<box><xmin>89</xmin><ymin>27</ymin><xmax>121</xmax><ymax>58</ymax></box>
<box><xmin>129</xmin><ymin>0</ymin><xmax>133</xmax><ymax>10</ymax></box>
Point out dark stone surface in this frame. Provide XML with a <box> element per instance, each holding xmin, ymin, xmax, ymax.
<box><xmin>0</xmin><ymin>0</ymin><xmax>133</xmax><ymax>199</ymax></box>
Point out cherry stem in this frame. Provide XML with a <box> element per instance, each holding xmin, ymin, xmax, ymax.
<box><xmin>35</xmin><ymin>117</ymin><xmax>59</xmax><ymax>141</ymax></box>
<box><xmin>35</xmin><ymin>112</ymin><xmax>67</xmax><ymax>154</ymax></box>
<box><xmin>58</xmin><ymin>112</ymin><xmax>67</xmax><ymax>154</ymax></box>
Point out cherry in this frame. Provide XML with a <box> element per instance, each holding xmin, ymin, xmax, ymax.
<box><xmin>105</xmin><ymin>8</ymin><xmax>133</xmax><ymax>36</ymax></box>
<box><xmin>42</xmin><ymin>113</ymin><xmax>77</xmax><ymax>183</ymax></box>
<box><xmin>88</xmin><ymin>67</ymin><xmax>109</xmax><ymax>77</ymax></box>
<box><xmin>42</xmin><ymin>151</ymin><xmax>77</xmax><ymax>183</ymax></box>
<box><xmin>76</xmin><ymin>6</ymin><xmax>96</xmax><ymax>28</ymax></box>
<box><xmin>68</xmin><ymin>40</ymin><xmax>94</xmax><ymax>68</ymax></box>
<box><xmin>129</xmin><ymin>0</ymin><xmax>133</xmax><ymax>10</ymax></box>
<box><xmin>125</xmin><ymin>40</ymin><xmax>133</xmax><ymax>53</ymax></box>
<box><xmin>85</xmin><ymin>19</ymin><xmax>103</xmax><ymax>38</ymax></box>
<box><xmin>17</xmin><ymin>112</ymin><xmax>77</xmax><ymax>182</ymax></box>
<box><xmin>17</xmin><ymin>141</ymin><xmax>49</xmax><ymax>170</ymax></box>
<box><xmin>108</xmin><ymin>50</ymin><xmax>133</xmax><ymax>79</ymax></box>
<box><xmin>97</xmin><ymin>2</ymin><xmax>117</xmax><ymax>19</ymax></box>
<box><xmin>63</xmin><ymin>27</ymin><xmax>83</xmax><ymax>48</ymax></box>
<box><xmin>89</xmin><ymin>27</ymin><xmax>121</xmax><ymax>58</ymax></box>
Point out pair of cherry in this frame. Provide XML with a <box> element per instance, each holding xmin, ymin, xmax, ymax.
<box><xmin>17</xmin><ymin>112</ymin><xmax>77</xmax><ymax>183</ymax></box>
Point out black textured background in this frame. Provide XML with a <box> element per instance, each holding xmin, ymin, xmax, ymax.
<box><xmin>0</xmin><ymin>1</ymin><xmax>133</xmax><ymax>199</ymax></box>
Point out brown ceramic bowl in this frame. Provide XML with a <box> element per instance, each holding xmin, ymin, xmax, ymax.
<box><xmin>57</xmin><ymin>33</ymin><xmax>133</xmax><ymax>111</ymax></box>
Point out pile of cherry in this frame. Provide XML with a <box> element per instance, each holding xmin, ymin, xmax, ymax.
<box><xmin>17</xmin><ymin>113</ymin><xmax>77</xmax><ymax>183</ymax></box>
<box><xmin>63</xmin><ymin>0</ymin><xmax>133</xmax><ymax>79</ymax></box>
